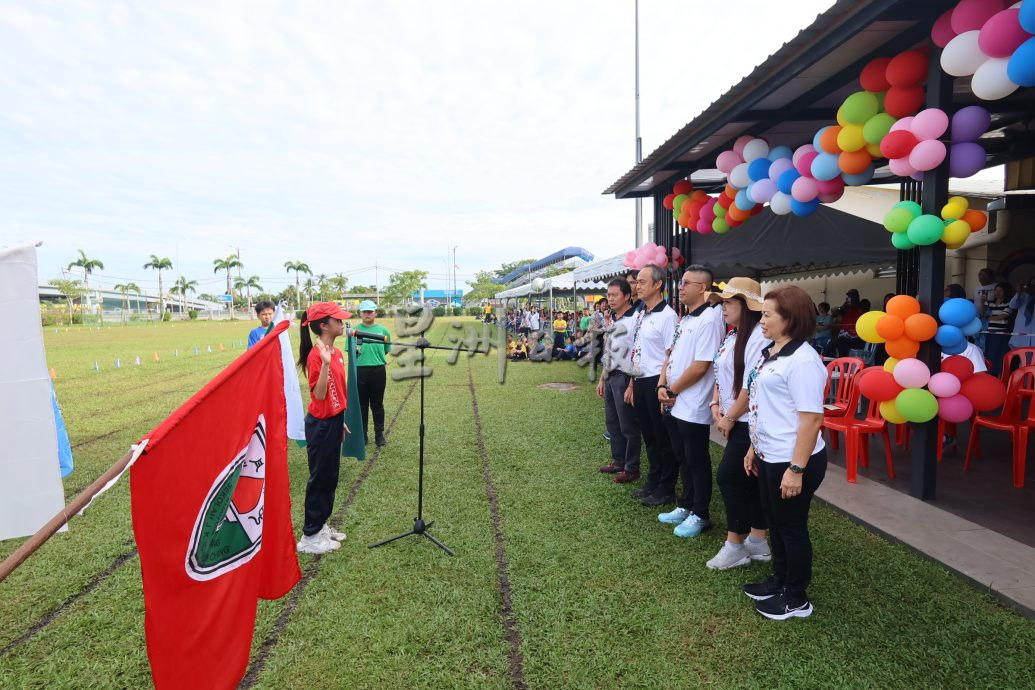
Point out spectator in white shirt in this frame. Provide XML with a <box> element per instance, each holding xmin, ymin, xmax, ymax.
<box><xmin>596</xmin><ymin>278</ymin><xmax>642</xmax><ymax>484</ymax></box>
<box><xmin>1008</xmin><ymin>282</ymin><xmax>1035</xmax><ymax>349</ymax></box>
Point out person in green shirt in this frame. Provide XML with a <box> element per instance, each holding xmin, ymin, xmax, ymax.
<box><xmin>579</xmin><ymin>309</ymin><xmax>592</xmax><ymax>334</ymax></box>
<box><xmin>353</xmin><ymin>300</ymin><xmax>391</xmax><ymax>446</ymax></box>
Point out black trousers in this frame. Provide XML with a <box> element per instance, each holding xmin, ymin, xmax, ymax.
<box><xmin>632</xmin><ymin>375</ymin><xmax>677</xmax><ymax>495</ymax></box>
<box><xmin>303</xmin><ymin>411</ymin><xmax>345</xmax><ymax>536</ymax></box>
<box><xmin>356</xmin><ymin>364</ymin><xmax>387</xmax><ymax>441</ymax></box>
<box><xmin>716</xmin><ymin>422</ymin><xmax>767</xmax><ymax>534</ymax></box>
<box><xmin>603</xmin><ymin>372</ymin><xmax>641</xmax><ymax>472</ymax></box>
<box><xmin>665</xmin><ymin>417</ymin><xmax>713</xmax><ymax>517</ymax></box>
<box><xmin>757</xmin><ymin>449</ymin><xmax>827</xmax><ymax>598</ymax></box>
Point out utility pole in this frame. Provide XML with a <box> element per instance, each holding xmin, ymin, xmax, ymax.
<box><xmin>634</xmin><ymin>0</ymin><xmax>643</xmax><ymax>247</ymax></box>
<box><xmin>452</xmin><ymin>245</ymin><xmax>458</xmax><ymax>307</ymax></box>
<box><xmin>375</xmin><ymin>263</ymin><xmax>379</xmax><ymax>306</ymax></box>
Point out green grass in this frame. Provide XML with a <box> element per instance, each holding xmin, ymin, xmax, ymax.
<box><xmin>1</xmin><ymin>318</ymin><xmax>1033</xmax><ymax>689</ymax></box>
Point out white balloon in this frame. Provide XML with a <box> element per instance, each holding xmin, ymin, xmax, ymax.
<box><xmin>971</xmin><ymin>57</ymin><xmax>1020</xmax><ymax>100</ymax></box>
<box><xmin>769</xmin><ymin>191</ymin><xmax>793</xmax><ymax>215</ymax></box>
<box><xmin>941</xmin><ymin>30</ymin><xmax>987</xmax><ymax>76</ymax></box>
<box><xmin>742</xmin><ymin>138</ymin><xmax>770</xmax><ymax>162</ymax></box>
<box><xmin>729</xmin><ymin>162</ymin><xmax>752</xmax><ymax>189</ymax></box>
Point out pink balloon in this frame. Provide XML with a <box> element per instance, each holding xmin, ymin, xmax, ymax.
<box><xmin>792</xmin><ymin>144</ymin><xmax>816</xmax><ymax>167</ymax></box>
<box><xmin>624</xmin><ymin>251</ymin><xmax>636</xmax><ymax>266</ymax></box>
<box><xmin>889</xmin><ymin>116</ymin><xmax>915</xmax><ymax>133</ymax></box>
<box><xmin>888</xmin><ymin>156</ymin><xmax>918</xmax><ymax>177</ymax></box>
<box><xmin>795</xmin><ymin>151</ymin><xmax>819</xmax><ymax>176</ymax></box>
<box><xmin>938</xmin><ymin>393</ymin><xmax>975</xmax><ymax>422</ymax></box>
<box><xmin>815</xmin><ymin>177</ymin><xmax>845</xmax><ymax>194</ymax></box>
<box><xmin>716</xmin><ymin>150</ymin><xmax>744</xmax><ymax>174</ymax></box>
<box><xmin>929</xmin><ymin>372</ymin><xmax>963</xmax><ymax>398</ymax></box>
<box><xmin>701</xmin><ymin>206</ymin><xmax>716</xmax><ymax>223</ymax></box>
<box><xmin>909</xmin><ymin>139</ymin><xmax>948</xmax><ymax>172</ymax></box>
<box><xmin>910</xmin><ymin>108</ymin><xmax>950</xmax><ymax>140</ymax></box>
<box><xmin>932</xmin><ymin>9</ymin><xmax>958</xmax><ymax>47</ymax></box>
<box><xmin>951</xmin><ymin>0</ymin><xmax>1007</xmax><ymax>34</ymax></box>
<box><xmin>732</xmin><ymin>135</ymin><xmax>754</xmax><ymax>157</ymax></box>
<box><xmin>768</xmin><ymin>157</ymin><xmax>794</xmax><ymax>182</ymax></box>
<box><xmin>979</xmin><ymin>9</ymin><xmax>1030</xmax><ymax>58</ymax></box>
<box><xmin>656</xmin><ymin>254</ymin><xmax>669</xmax><ymax>267</ymax></box>
<box><xmin>791</xmin><ymin>176</ymin><xmax>819</xmax><ymax>202</ymax></box>
<box><xmin>696</xmin><ymin>218</ymin><xmax>712</xmax><ymax>234</ymax></box>
<box><xmin>893</xmin><ymin>358</ymin><xmax>932</xmax><ymax>389</ymax></box>
<box><xmin>671</xmin><ymin>247</ymin><xmax>682</xmax><ymax>259</ymax></box>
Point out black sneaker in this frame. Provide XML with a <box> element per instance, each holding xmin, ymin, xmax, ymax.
<box><xmin>631</xmin><ymin>485</ymin><xmax>656</xmax><ymax>499</ymax></box>
<box><xmin>742</xmin><ymin>576</ymin><xmax>783</xmax><ymax>601</ymax></box>
<box><xmin>755</xmin><ymin>592</ymin><xmax>813</xmax><ymax>620</ymax></box>
<box><xmin>375</xmin><ymin>431</ymin><xmax>387</xmax><ymax>447</ymax></box>
<box><xmin>641</xmin><ymin>492</ymin><xmax>676</xmax><ymax>507</ymax></box>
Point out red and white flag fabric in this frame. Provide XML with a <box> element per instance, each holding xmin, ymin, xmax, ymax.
<box><xmin>130</xmin><ymin>320</ymin><xmax>301</xmax><ymax>689</ymax></box>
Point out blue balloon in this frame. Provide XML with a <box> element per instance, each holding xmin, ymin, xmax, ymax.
<box><xmin>811</xmin><ymin>152</ymin><xmax>841</xmax><ymax>181</ymax></box>
<box><xmin>812</xmin><ymin>128</ymin><xmax>827</xmax><ymax>151</ymax></box>
<box><xmin>777</xmin><ymin>169</ymin><xmax>800</xmax><ymax>195</ymax></box>
<box><xmin>941</xmin><ymin>337</ymin><xmax>968</xmax><ymax>356</ymax></box>
<box><xmin>768</xmin><ymin>145</ymin><xmax>793</xmax><ymax>161</ymax></box>
<box><xmin>735</xmin><ymin>188</ymin><xmax>755</xmax><ymax>211</ymax></box>
<box><xmin>790</xmin><ymin>197</ymin><xmax>820</xmax><ymax>217</ymax></box>
<box><xmin>1021</xmin><ymin>0</ymin><xmax>1035</xmax><ymax>34</ymax></box>
<box><xmin>747</xmin><ymin>158</ymin><xmax>772</xmax><ymax>182</ymax></box>
<box><xmin>939</xmin><ymin>298</ymin><xmax>978</xmax><ymax>328</ymax></box>
<box><xmin>935</xmin><ymin>325</ymin><xmax>965</xmax><ymax>349</ymax></box>
<box><xmin>962</xmin><ymin>316</ymin><xmax>982</xmax><ymax>337</ymax></box>
<box><xmin>1007</xmin><ymin>36</ymin><xmax>1035</xmax><ymax>88</ymax></box>
<box><xmin>842</xmin><ymin>166</ymin><xmax>874</xmax><ymax>186</ymax></box>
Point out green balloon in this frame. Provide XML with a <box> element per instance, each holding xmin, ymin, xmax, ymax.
<box><xmin>893</xmin><ymin>200</ymin><xmax>923</xmax><ymax>218</ymax></box>
<box><xmin>672</xmin><ymin>194</ymin><xmax>689</xmax><ymax>212</ymax></box>
<box><xmin>714</xmin><ymin>204</ymin><xmax>727</xmax><ymax>218</ymax></box>
<box><xmin>906</xmin><ymin>214</ymin><xmax>945</xmax><ymax>246</ymax></box>
<box><xmin>863</xmin><ymin>113</ymin><xmax>896</xmax><ymax>145</ymax></box>
<box><xmin>841</xmin><ymin>91</ymin><xmax>880</xmax><ymax>125</ymax></box>
<box><xmin>883</xmin><ymin>207</ymin><xmax>914</xmax><ymax>233</ymax></box>
<box><xmin>891</xmin><ymin>232</ymin><xmax>916</xmax><ymax>250</ymax></box>
<box><xmin>895</xmin><ymin>388</ymin><xmax>938</xmax><ymax>423</ymax></box>
<box><xmin>712</xmin><ymin>217</ymin><xmax>729</xmax><ymax>234</ymax></box>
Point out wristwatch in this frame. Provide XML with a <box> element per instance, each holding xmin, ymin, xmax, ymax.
<box><xmin>788</xmin><ymin>463</ymin><xmax>806</xmax><ymax>474</ymax></box>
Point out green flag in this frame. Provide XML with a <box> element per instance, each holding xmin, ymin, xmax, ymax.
<box><xmin>341</xmin><ymin>332</ymin><xmax>367</xmax><ymax>461</ymax></box>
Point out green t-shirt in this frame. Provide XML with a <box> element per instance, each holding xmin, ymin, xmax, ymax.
<box><xmin>579</xmin><ymin>315</ymin><xmax>591</xmax><ymax>331</ymax></box>
<box><xmin>353</xmin><ymin>323</ymin><xmax>391</xmax><ymax>367</ymax></box>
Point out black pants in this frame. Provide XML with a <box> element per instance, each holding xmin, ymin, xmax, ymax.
<box><xmin>303</xmin><ymin>412</ymin><xmax>345</xmax><ymax>536</ymax></box>
<box><xmin>665</xmin><ymin>417</ymin><xmax>713</xmax><ymax>517</ymax></box>
<box><xmin>757</xmin><ymin>449</ymin><xmax>827</xmax><ymax>599</ymax></box>
<box><xmin>632</xmin><ymin>375</ymin><xmax>677</xmax><ymax>495</ymax></box>
<box><xmin>716</xmin><ymin>422</ymin><xmax>766</xmax><ymax>534</ymax></box>
<box><xmin>357</xmin><ymin>364</ymin><xmax>386</xmax><ymax>441</ymax></box>
<box><xmin>604</xmin><ymin>372</ymin><xmax>641</xmax><ymax>472</ymax></box>
<box><xmin>836</xmin><ymin>335</ymin><xmax>863</xmax><ymax>357</ymax></box>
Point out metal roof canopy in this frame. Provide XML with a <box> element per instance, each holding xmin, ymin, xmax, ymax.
<box><xmin>605</xmin><ymin>0</ymin><xmax>1035</xmax><ymax>199</ymax></box>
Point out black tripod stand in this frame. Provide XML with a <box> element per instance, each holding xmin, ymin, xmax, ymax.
<box><xmin>368</xmin><ymin>335</ymin><xmax>455</xmax><ymax>556</ymax></box>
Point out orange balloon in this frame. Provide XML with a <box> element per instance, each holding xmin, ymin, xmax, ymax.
<box><xmin>903</xmin><ymin>313</ymin><xmax>938</xmax><ymax>342</ymax></box>
<box><xmin>962</xmin><ymin>209</ymin><xmax>986</xmax><ymax>232</ymax></box>
<box><xmin>820</xmin><ymin>126</ymin><xmax>843</xmax><ymax>154</ymax></box>
<box><xmin>677</xmin><ymin>212</ymin><xmax>690</xmax><ymax>228</ymax></box>
<box><xmin>875</xmin><ymin>314</ymin><xmax>905</xmax><ymax>341</ymax></box>
<box><xmin>885</xmin><ymin>336</ymin><xmax>920</xmax><ymax>360</ymax></box>
<box><xmin>885</xmin><ymin>295</ymin><xmax>921</xmax><ymax>320</ymax></box>
<box><xmin>691</xmin><ymin>189</ymin><xmax>708</xmax><ymax>202</ymax></box>
<box><xmin>727</xmin><ymin>205</ymin><xmax>750</xmax><ymax>222</ymax></box>
<box><xmin>725</xmin><ymin>184</ymin><xmax>739</xmax><ymax>198</ymax></box>
<box><xmin>839</xmin><ymin>149</ymin><xmax>873</xmax><ymax>175</ymax></box>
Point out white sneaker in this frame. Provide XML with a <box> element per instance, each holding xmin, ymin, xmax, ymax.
<box><xmin>320</xmin><ymin>524</ymin><xmax>347</xmax><ymax>542</ymax></box>
<box><xmin>658</xmin><ymin>507</ymin><xmax>691</xmax><ymax>524</ymax></box>
<box><xmin>706</xmin><ymin>542</ymin><xmax>751</xmax><ymax>570</ymax></box>
<box><xmin>297</xmin><ymin>532</ymin><xmax>341</xmax><ymax>555</ymax></box>
<box><xmin>745</xmin><ymin>538</ymin><xmax>772</xmax><ymax>562</ymax></box>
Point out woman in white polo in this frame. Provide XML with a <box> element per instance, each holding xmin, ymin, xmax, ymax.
<box><xmin>743</xmin><ymin>285</ymin><xmax>827</xmax><ymax>621</ymax></box>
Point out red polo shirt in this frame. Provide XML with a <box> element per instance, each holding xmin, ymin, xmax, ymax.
<box><xmin>306</xmin><ymin>346</ymin><xmax>347</xmax><ymax>418</ymax></box>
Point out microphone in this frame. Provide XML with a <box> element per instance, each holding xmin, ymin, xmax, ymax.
<box><xmin>350</xmin><ymin>327</ymin><xmax>387</xmax><ymax>342</ymax></box>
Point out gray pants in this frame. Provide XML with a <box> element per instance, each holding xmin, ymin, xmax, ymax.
<box><xmin>604</xmin><ymin>372</ymin><xmax>641</xmax><ymax>472</ymax></box>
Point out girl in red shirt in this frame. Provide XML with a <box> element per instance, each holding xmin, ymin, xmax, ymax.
<box><xmin>296</xmin><ymin>302</ymin><xmax>351</xmax><ymax>555</ymax></box>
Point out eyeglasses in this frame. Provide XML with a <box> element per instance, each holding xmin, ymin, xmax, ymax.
<box><xmin>678</xmin><ymin>280</ymin><xmax>707</xmax><ymax>288</ymax></box>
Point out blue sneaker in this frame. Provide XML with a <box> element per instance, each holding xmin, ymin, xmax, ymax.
<box><xmin>673</xmin><ymin>513</ymin><xmax>712</xmax><ymax>538</ymax></box>
<box><xmin>658</xmin><ymin>507</ymin><xmax>690</xmax><ymax>524</ymax></box>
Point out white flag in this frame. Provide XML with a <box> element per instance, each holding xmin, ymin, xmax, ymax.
<box><xmin>273</xmin><ymin>303</ymin><xmax>306</xmax><ymax>441</ymax></box>
<box><xmin>0</xmin><ymin>244</ymin><xmax>66</xmax><ymax>541</ymax></box>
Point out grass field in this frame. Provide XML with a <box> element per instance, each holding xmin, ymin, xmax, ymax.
<box><xmin>1</xmin><ymin>318</ymin><xmax>1034</xmax><ymax>689</ymax></box>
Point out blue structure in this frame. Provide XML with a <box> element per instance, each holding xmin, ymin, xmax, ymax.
<box><xmin>411</xmin><ymin>289</ymin><xmax>464</xmax><ymax>305</ymax></box>
<box><xmin>494</xmin><ymin>247</ymin><xmax>595</xmax><ymax>285</ymax></box>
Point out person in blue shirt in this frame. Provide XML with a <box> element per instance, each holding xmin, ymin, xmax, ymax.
<box><xmin>247</xmin><ymin>300</ymin><xmax>276</xmax><ymax>349</ymax></box>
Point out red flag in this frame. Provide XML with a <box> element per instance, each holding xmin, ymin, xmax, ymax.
<box><xmin>130</xmin><ymin>320</ymin><xmax>301</xmax><ymax>689</ymax></box>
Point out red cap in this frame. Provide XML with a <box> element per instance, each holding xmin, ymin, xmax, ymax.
<box><xmin>301</xmin><ymin>301</ymin><xmax>352</xmax><ymax>325</ymax></box>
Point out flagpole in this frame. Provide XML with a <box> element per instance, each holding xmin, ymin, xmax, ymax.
<box><xmin>0</xmin><ymin>449</ymin><xmax>135</xmax><ymax>585</ymax></box>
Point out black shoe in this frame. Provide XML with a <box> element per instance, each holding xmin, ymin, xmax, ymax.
<box><xmin>375</xmin><ymin>431</ymin><xmax>387</xmax><ymax>447</ymax></box>
<box><xmin>602</xmin><ymin>431</ymin><xmax>612</xmax><ymax>441</ymax></box>
<box><xmin>755</xmin><ymin>592</ymin><xmax>813</xmax><ymax>620</ymax></box>
<box><xmin>631</xmin><ymin>486</ymin><xmax>656</xmax><ymax>499</ymax></box>
<box><xmin>743</xmin><ymin>575</ymin><xmax>783</xmax><ymax>601</ymax></box>
<box><xmin>641</xmin><ymin>492</ymin><xmax>676</xmax><ymax>507</ymax></box>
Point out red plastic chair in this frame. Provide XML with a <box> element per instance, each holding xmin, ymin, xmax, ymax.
<box><xmin>965</xmin><ymin>365</ymin><xmax>1035</xmax><ymax>488</ymax></box>
<box><xmin>895</xmin><ymin>419</ymin><xmax>956</xmax><ymax>462</ymax></box>
<box><xmin>823</xmin><ymin>357</ymin><xmax>865</xmax><ymax>418</ymax></box>
<box><xmin>823</xmin><ymin>384</ymin><xmax>895</xmax><ymax>483</ymax></box>
<box><xmin>1001</xmin><ymin>347</ymin><xmax>1035</xmax><ymax>392</ymax></box>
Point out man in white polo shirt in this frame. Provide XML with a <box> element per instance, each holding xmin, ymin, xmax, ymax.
<box><xmin>657</xmin><ymin>265</ymin><xmax>725</xmax><ymax>535</ymax></box>
<box><xmin>629</xmin><ymin>264</ymin><xmax>680</xmax><ymax>506</ymax></box>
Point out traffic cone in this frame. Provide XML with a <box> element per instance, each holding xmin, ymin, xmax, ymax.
<box><xmin>175</xmin><ymin>349</ymin><xmax>179</xmax><ymax>357</ymax></box>
<box><xmin>134</xmin><ymin>356</ymin><xmax>141</xmax><ymax>365</ymax></box>
<box><xmin>115</xmin><ymin>358</ymin><xmax>121</xmax><ymax>369</ymax></box>
<box><xmin>194</xmin><ymin>346</ymin><xmax>199</xmax><ymax>355</ymax></box>
<box><xmin>219</xmin><ymin>343</ymin><xmax>225</xmax><ymax>352</ymax></box>
<box><xmin>49</xmin><ymin>367</ymin><xmax>57</xmax><ymax>380</ymax></box>
<box><xmin>153</xmin><ymin>352</ymin><xmax>161</xmax><ymax>362</ymax></box>
<box><xmin>93</xmin><ymin>361</ymin><xmax>100</xmax><ymax>371</ymax></box>
<box><xmin>207</xmin><ymin>345</ymin><xmax>212</xmax><ymax>353</ymax></box>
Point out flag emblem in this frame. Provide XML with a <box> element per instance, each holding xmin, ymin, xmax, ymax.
<box><xmin>185</xmin><ymin>415</ymin><xmax>267</xmax><ymax>581</ymax></box>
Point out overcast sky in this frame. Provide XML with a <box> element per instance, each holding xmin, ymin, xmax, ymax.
<box><xmin>1</xmin><ymin>0</ymin><xmax>838</xmax><ymax>295</ymax></box>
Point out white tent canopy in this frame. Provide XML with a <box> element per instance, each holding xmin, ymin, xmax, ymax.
<box><xmin>568</xmin><ymin>253</ymin><xmax>629</xmax><ymax>283</ymax></box>
<box><xmin>493</xmin><ymin>270</ymin><xmax>608</xmax><ymax>300</ymax></box>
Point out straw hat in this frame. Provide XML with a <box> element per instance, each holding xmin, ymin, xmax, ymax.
<box><xmin>717</xmin><ymin>277</ymin><xmax>764</xmax><ymax>311</ymax></box>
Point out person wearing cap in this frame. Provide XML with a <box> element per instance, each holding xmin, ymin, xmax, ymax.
<box><xmin>353</xmin><ymin>300</ymin><xmax>391</xmax><ymax>447</ymax></box>
<box><xmin>742</xmin><ymin>285</ymin><xmax>827</xmax><ymax>620</ymax></box>
<box><xmin>705</xmin><ymin>278</ymin><xmax>771</xmax><ymax>570</ymax></box>
<box><xmin>295</xmin><ymin>301</ymin><xmax>352</xmax><ymax>555</ymax></box>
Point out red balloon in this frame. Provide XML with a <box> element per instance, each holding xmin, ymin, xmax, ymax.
<box><xmin>886</xmin><ymin>50</ymin><xmax>928</xmax><ymax>87</ymax></box>
<box><xmin>717</xmin><ymin>194</ymin><xmax>734</xmax><ymax>209</ymax></box>
<box><xmin>673</xmin><ymin>180</ymin><xmax>693</xmax><ymax>195</ymax></box>
<box><xmin>691</xmin><ymin>189</ymin><xmax>708</xmax><ymax>202</ymax></box>
<box><xmin>858</xmin><ymin>368</ymin><xmax>904</xmax><ymax>402</ymax></box>
<box><xmin>941</xmin><ymin>355</ymin><xmax>975</xmax><ymax>382</ymax></box>
<box><xmin>884</xmin><ymin>84</ymin><xmax>925</xmax><ymax>119</ymax></box>
<box><xmin>860</xmin><ymin>57</ymin><xmax>893</xmax><ymax>91</ymax></box>
<box><xmin>663</xmin><ymin>193</ymin><xmax>676</xmax><ymax>210</ymax></box>
<box><xmin>960</xmin><ymin>373</ymin><xmax>1007</xmax><ymax>411</ymax></box>
<box><xmin>879</xmin><ymin>130</ymin><xmax>919</xmax><ymax>160</ymax></box>
<box><xmin>750</xmin><ymin>204</ymin><xmax>764</xmax><ymax>216</ymax></box>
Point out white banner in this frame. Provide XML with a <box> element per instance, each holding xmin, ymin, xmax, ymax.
<box><xmin>0</xmin><ymin>244</ymin><xmax>66</xmax><ymax>541</ymax></box>
<box><xmin>273</xmin><ymin>304</ymin><xmax>305</xmax><ymax>441</ymax></box>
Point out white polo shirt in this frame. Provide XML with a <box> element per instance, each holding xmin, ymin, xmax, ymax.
<box><xmin>603</xmin><ymin>305</ymin><xmax>637</xmax><ymax>376</ymax></box>
<box><xmin>631</xmin><ymin>299</ymin><xmax>678</xmax><ymax>378</ymax></box>
<box><xmin>528</xmin><ymin>311</ymin><xmax>541</xmax><ymax>330</ymax></box>
<box><xmin>747</xmin><ymin>340</ymin><xmax>826</xmax><ymax>464</ymax></box>
<box><xmin>668</xmin><ymin>303</ymin><xmax>724</xmax><ymax>424</ymax></box>
<box><xmin>714</xmin><ymin>323</ymin><xmax>767</xmax><ymax>415</ymax></box>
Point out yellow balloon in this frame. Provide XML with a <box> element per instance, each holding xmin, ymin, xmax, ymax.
<box><xmin>836</xmin><ymin>106</ymin><xmax>848</xmax><ymax>127</ymax></box>
<box><xmin>947</xmin><ymin>195</ymin><xmax>968</xmax><ymax>207</ymax></box>
<box><xmin>942</xmin><ymin>219</ymin><xmax>970</xmax><ymax>246</ymax></box>
<box><xmin>866</xmin><ymin>141</ymin><xmax>883</xmax><ymax>158</ymax></box>
<box><xmin>941</xmin><ymin>202</ymin><xmax>966</xmax><ymax>220</ymax></box>
<box><xmin>945</xmin><ymin>241</ymin><xmax>966</xmax><ymax>251</ymax></box>
<box><xmin>880</xmin><ymin>400</ymin><xmax>907</xmax><ymax>424</ymax></box>
<box><xmin>883</xmin><ymin>357</ymin><xmax>899</xmax><ymax>373</ymax></box>
<box><xmin>837</xmin><ymin>124</ymin><xmax>867</xmax><ymax>153</ymax></box>
<box><xmin>856</xmin><ymin>310</ymin><xmax>886</xmax><ymax>344</ymax></box>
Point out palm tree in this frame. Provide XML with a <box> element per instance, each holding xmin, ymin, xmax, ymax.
<box><xmin>328</xmin><ymin>273</ymin><xmax>349</xmax><ymax>300</ymax></box>
<box><xmin>213</xmin><ymin>255</ymin><xmax>244</xmax><ymax>319</ymax></box>
<box><xmin>169</xmin><ymin>276</ymin><xmax>199</xmax><ymax>316</ymax></box>
<box><xmin>284</xmin><ymin>261</ymin><xmax>312</xmax><ymax>311</ymax></box>
<box><xmin>67</xmin><ymin>249</ymin><xmax>104</xmax><ymax>289</ymax></box>
<box><xmin>302</xmin><ymin>277</ymin><xmax>317</xmax><ymax>308</ymax></box>
<box><xmin>143</xmin><ymin>255</ymin><xmax>173</xmax><ymax>314</ymax></box>
<box><xmin>113</xmin><ymin>282</ymin><xmax>140</xmax><ymax>324</ymax></box>
<box><xmin>234</xmin><ymin>275</ymin><xmax>263</xmax><ymax>314</ymax></box>
<box><xmin>316</xmin><ymin>273</ymin><xmax>328</xmax><ymax>301</ymax></box>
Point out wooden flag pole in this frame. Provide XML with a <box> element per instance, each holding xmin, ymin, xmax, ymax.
<box><xmin>0</xmin><ymin>449</ymin><xmax>135</xmax><ymax>585</ymax></box>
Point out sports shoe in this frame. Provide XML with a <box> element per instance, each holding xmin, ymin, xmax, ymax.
<box><xmin>613</xmin><ymin>470</ymin><xmax>640</xmax><ymax>484</ymax></box>
<box><xmin>641</xmin><ymin>492</ymin><xmax>676</xmax><ymax>507</ymax></box>
<box><xmin>706</xmin><ymin>542</ymin><xmax>751</xmax><ymax>570</ymax></box>
<box><xmin>375</xmin><ymin>431</ymin><xmax>387</xmax><ymax>447</ymax></box>
<box><xmin>742</xmin><ymin>575</ymin><xmax>783</xmax><ymax>601</ymax></box>
<box><xmin>631</xmin><ymin>485</ymin><xmax>656</xmax><ymax>499</ymax></box>
<box><xmin>673</xmin><ymin>513</ymin><xmax>712</xmax><ymax>538</ymax></box>
<box><xmin>320</xmin><ymin>524</ymin><xmax>347</xmax><ymax>542</ymax></box>
<box><xmin>297</xmin><ymin>532</ymin><xmax>341</xmax><ymax>555</ymax></box>
<box><xmin>602</xmin><ymin>431</ymin><xmax>612</xmax><ymax>441</ymax></box>
<box><xmin>744</xmin><ymin>537</ymin><xmax>772</xmax><ymax>562</ymax></box>
<box><xmin>599</xmin><ymin>463</ymin><xmax>623</xmax><ymax>474</ymax></box>
<box><xmin>657</xmin><ymin>507</ymin><xmax>690</xmax><ymax>524</ymax></box>
<box><xmin>755</xmin><ymin>593</ymin><xmax>813</xmax><ymax>620</ymax></box>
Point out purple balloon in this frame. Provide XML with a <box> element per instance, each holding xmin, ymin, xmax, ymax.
<box><xmin>950</xmin><ymin>105</ymin><xmax>991</xmax><ymax>142</ymax></box>
<box><xmin>949</xmin><ymin>142</ymin><xmax>987</xmax><ymax>178</ymax></box>
<box><xmin>749</xmin><ymin>178</ymin><xmax>778</xmax><ymax>203</ymax></box>
<box><xmin>767</xmin><ymin>157</ymin><xmax>794</xmax><ymax>182</ymax></box>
